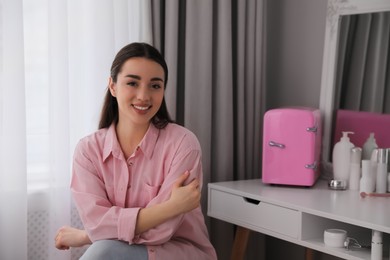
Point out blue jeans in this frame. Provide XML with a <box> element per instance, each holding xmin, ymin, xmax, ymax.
<box><xmin>80</xmin><ymin>240</ymin><xmax>148</xmax><ymax>260</ymax></box>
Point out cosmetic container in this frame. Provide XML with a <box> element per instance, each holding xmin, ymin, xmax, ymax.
<box><xmin>387</xmin><ymin>172</ymin><xmax>390</xmax><ymax>192</ymax></box>
<box><xmin>371</xmin><ymin>149</ymin><xmax>379</xmax><ymax>191</ymax></box>
<box><xmin>362</xmin><ymin>133</ymin><xmax>378</xmax><ymax>160</ymax></box>
<box><xmin>376</xmin><ymin>149</ymin><xmax>388</xmax><ymax>193</ymax></box>
<box><xmin>349</xmin><ymin>147</ymin><xmax>361</xmax><ymax>190</ymax></box>
<box><xmin>328</xmin><ymin>180</ymin><xmax>347</xmax><ymax>190</ymax></box>
<box><xmin>360</xmin><ymin>160</ymin><xmax>374</xmax><ymax>193</ymax></box>
<box><xmin>333</xmin><ymin>131</ymin><xmax>354</xmax><ymax>183</ymax></box>
<box><xmin>371</xmin><ymin>230</ymin><xmax>383</xmax><ymax>260</ymax></box>
<box><xmin>323</xmin><ymin>229</ymin><xmax>347</xmax><ymax>247</ymax></box>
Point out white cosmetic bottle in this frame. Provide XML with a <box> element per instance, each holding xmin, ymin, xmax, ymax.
<box><xmin>371</xmin><ymin>230</ymin><xmax>383</xmax><ymax>260</ymax></box>
<box><xmin>349</xmin><ymin>147</ymin><xmax>362</xmax><ymax>190</ymax></box>
<box><xmin>360</xmin><ymin>159</ymin><xmax>374</xmax><ymax>193</ymax></box>
<box><xmin>388</xmin><ymin>171</ymin><xmax>390</xmax><ymax>192</ymax></box>
<box><xmin>371</xmin><ymin>149</ymin><xmax>379</xmax><ymax>192</ymax></box>
<box><xmin>376</xmin><ymin>149</ymin><xmax>388</xmax><ymax>193</ymax></box>
<box><xmin>362</xmin><ymin>133</ymin><xmax>378</xmax><ymax>160</ymax></box>
<box><xmin>333</xmin><ymin>131</ymin><xmax>354</xmax><ymax>184</ymax></box>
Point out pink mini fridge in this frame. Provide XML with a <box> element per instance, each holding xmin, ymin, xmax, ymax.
<box><xmin>262</xmin><ymin>107</ymin><xmax>322</xmax><ymax>186</ymax></box>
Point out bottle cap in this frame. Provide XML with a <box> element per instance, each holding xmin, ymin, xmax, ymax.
<box><xmin>350</xmin><ymin>147</ymin><xmax>362</xmax><ymax>164</ymax></box>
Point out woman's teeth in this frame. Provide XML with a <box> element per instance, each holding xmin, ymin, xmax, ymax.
<box><xmin>133</xmin><ymin>105</ymin><xmax>149</xmax><ymax>110</ymax></box>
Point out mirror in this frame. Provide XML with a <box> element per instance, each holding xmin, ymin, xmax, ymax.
<box><xmin>319</xmin><ymin>0</ymin><xmax>390</xmax><ymax>172</ymax></box>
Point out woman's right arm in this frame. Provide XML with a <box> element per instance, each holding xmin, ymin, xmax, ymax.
<box><xmin>55</xmin><ymin>226</ymin><xmax>91</xmax><ymax>250</ymax></box>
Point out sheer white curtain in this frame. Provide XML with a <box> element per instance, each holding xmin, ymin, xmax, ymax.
<box><xmin>0</xmin><ymin>0</ymin><xmax>151</xmax><ymax>259</ymax></box>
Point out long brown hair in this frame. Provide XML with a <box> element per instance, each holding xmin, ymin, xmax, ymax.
<box><xmin>98</xmin><ymin>42</ymin><xmax>173</xmax><ymax>129</ymax></box>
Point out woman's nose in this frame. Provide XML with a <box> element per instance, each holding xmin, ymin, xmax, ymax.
<box><xmin>136</xmin><ymin>85</ymin><xmax>150</xmax><ymax>100</ymax></box>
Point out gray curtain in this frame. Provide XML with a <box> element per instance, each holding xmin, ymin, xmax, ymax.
<box><xmin>335</xmin><ymin>11</ymin><xmax>390</xmax><ymax>113</ymax></box>
<box><xmin>150</xmin><ymin>0</ymin><xmax>266</xmax><ymax>259</ymax></box>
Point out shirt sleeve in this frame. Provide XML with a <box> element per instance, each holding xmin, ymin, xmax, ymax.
<box><xmin>71</xmin><ymin>140</ymin><xmax>141</xmax><ymax>243</ymax></box>
<box><xmin>133</xmin><ymin>132</ymin><xmax>204</xmax><ymax>245</ymax></box>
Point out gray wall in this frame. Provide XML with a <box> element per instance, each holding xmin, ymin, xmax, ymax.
<box><xmin>261</xmin><ymin>0</ymin><xmax>342</xmax><ymax>259</ymax></box>
<box><xmin>266</xmin><ymin>0</ymin><xmax>327</xmax><ymax>110</ymax></box>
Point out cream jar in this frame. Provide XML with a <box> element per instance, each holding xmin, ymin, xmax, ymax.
<box><xmin>324</xmin><ymin>229</ymin><xmax>347</xmax><ymax>247</ymax></box>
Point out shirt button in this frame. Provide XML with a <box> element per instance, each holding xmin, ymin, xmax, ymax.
<box><xmin>129</xmin><ymin>162</ymin><xmax>133</xmax><ymax>166</ymax></box>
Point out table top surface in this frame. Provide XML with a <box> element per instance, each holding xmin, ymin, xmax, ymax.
<box><xmin>208</xmin><ymin>179</ymin><xmax>390</xmax><ymax>233</ymax></box>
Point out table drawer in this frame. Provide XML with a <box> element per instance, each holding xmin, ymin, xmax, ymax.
<box><xmin>208</xmin><ymin>188</ymin><xmax>300</xmax><ymax>238</ymax></box>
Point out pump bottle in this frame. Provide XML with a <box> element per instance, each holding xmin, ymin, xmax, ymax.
<box><xmin>332</xmin><ymin>132</ymin><xmax>354</xmax><ymax>183</ymax></box>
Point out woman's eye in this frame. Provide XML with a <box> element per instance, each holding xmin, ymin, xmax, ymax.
<box><xmin>127</xmin><ymin>81</ymin><xmax>138</xmax><ymax>87</ymax></box>
<box><xmin>151</xmin><ymin>84</ymin><xmax>162</xmax><ymax>89</ymax></box>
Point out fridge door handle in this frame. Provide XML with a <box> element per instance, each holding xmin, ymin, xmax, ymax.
<box><xmin>306</xmin><ymin>126</ymin><xmax>318</xmax><ymax>133</ymax></box>
<box><xmin>268</xmin><ymin>141</ymin><xmax>286</xmax><ymax>149</ymax></box>
<box><xmin>305</xmin><ymin>162</ymin><xmax>317</xmax><ymax>170</ymax></box>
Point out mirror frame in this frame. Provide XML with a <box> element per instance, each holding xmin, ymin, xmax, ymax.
<box><xmin>319</xmin><ymin>0</ymin><xmax>390</xmax><ymax>165</ymax></box>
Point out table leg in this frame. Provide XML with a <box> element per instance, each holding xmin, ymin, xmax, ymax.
<box><xmin>231</xmin><ymin>226</ymin><xmax>315</xmax><ymax>260</ymax></box>
<box><xmin>230</xmin><ymin>226</ymin><xmax>251</xmax><ymax>260</ymax></box>
<box><xmin>305</xmin><ymin>248</ymin><xmax>315</xmax><ymax>260</ymax></box>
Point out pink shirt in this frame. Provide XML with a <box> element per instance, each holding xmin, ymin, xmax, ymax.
<box><xmin>71</xmin><ymin>123</ymin><xmax>217</xmax><ymax>260</ymax></box>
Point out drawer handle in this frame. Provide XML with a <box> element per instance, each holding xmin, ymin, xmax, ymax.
<box><xmin>243</xmin><ymin>197</ymin><xmax>261</xmax><ymax>205</ymax></box>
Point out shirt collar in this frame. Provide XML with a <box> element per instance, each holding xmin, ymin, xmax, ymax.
<box><xmin>102</xmin><ymin>123</ymin><xmax>160</xmax><ymax>161</ymax></box>
<box><xmin>138</xmin><ymin>123</ymin><xmax>160</xmax><ymax>159</ymax></box>
<box><xmin>103</xmin><ymin>124</ymin><xmax>120</xmax><ymax>161</ymax></box>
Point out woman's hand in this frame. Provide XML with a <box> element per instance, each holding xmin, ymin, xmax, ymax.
<box><xmin>169</xmin><ymin>171</ymin><xmax>201</xmax><ymax>214</ymax></box>
<box><xmin>54</xmin><ymin>226</ymin><xmax>91</xmax><ymax>250</ymax></box>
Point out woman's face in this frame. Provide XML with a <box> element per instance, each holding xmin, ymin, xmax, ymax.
<box><xmin>109</xmin><ymin>57</ymin><xmax>165</xmax><ymax>127</ymax></box>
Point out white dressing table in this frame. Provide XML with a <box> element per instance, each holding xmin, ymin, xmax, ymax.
<box><xmin>207</xmin><ymin>179</ymin><xmax>390</xmax><ymax>259</ymax></box>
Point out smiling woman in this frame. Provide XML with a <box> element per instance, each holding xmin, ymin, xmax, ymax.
<box><xmin>55</xmin><ymin>43</ymin><xmax>217</xmax><ymax>260</ymax></box>
<box><xmin>0</xmin><ymin>1</ymin><xmax>151</xmax><ymax>260</ymax></box>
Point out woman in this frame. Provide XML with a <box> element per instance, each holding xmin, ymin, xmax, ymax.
<box><xmin>55</xmin><ymin>42</ymin><xmax>217</xmax><ymax>260</ymax></box>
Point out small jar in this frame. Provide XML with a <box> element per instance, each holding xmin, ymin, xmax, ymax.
<box><xmin>324</xmin><ymin>229</ymin><xmax>347</xmax><ymax>247</ymax></box>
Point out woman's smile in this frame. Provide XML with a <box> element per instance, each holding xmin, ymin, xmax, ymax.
<box><xmin>132</xmin><ymin>104</ymin><xmax>151</xmax><ymax>111</ymax></box>
<box><xmin>131</xmin><ymin>104</ymin><xmax>152</xmax><ymax>115</ymax></box>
